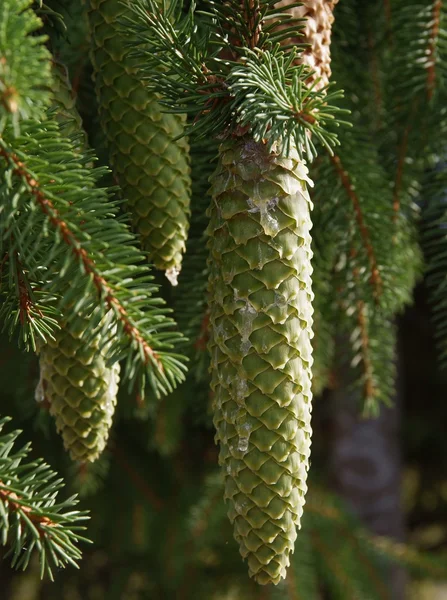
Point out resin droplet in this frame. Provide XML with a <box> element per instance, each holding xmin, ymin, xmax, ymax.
<box><xmin>234</xmin><ymin>420</ymin><xmax>252</xmax><ymax>458</ymax></box>
<box><xmin>233</xmin><ymin>378</ymin><xmax>249</xmax><ymax>405</ymax></box>
<box><xmin>247</xmin><ymin>197</ymin><xmax>280</xmax><ymax>237</ymax></box>
<box><xmin>35</xmin><ymin>374</ymin><xmax>46</xmax><ymax>404</ymax></box>
<box><xmin>239</xmin><ymin>301</ymin><xmax>257</xmax><ymax>352</ymax></box>
<box><xmin>165</xmin><ymin>266</ymin><xmax>180</xmax><ymax>286</ymax></box>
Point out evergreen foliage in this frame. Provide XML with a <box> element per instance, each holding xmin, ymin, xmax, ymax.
<box><xmin>0</xmin><ymin>417</ymin><xmax>89</xmax><ymax>579</ymax></box>
<box><xmin>0</xmin><ymin>116</ymin><xmax>187</xmax><ymax>396</ymax></box>
<box><xmin>0</xmin><ymin>0</ymin><xmax>51</xmax><ymax>128</ymax></box>
<box><xmin>0</xmin><ymin>0</ymin><xmax>447</xmax><ymax>594</ymax></box>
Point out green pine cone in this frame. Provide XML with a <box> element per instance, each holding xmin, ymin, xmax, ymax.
<box><xmin>86</xmin><ymin>0</ymin><xmax>191</xmax><ymax>283</ymax></box>
<box><xmin>207</xmin><ymin>138</ymin><xmax>314</xmax><ymax>585</ymax></box>
<box><xmin>37</xmin><ymin>319</ymin><xmax>120</xmax><ymax>463</ymax></box>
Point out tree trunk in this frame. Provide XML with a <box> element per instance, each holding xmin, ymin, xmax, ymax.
<box><xmin>329</xmin><ymin>335</ymin><xmax>407</xmax><ymax>599</ymax></box>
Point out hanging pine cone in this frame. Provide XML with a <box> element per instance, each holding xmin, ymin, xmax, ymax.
<box><xmin>37</xmin><ymin>319</ymin><xmax>120</xmax><ymax>463</ymax></box>
<box><xmin>279</xmin><ymin>0</ymin><xmax>339</xmax><ymax>89</ymax></box>
<box><xmin>208</xmin><ymin>138</ymin><xmax>314</xmax><ymax>585</ymax></box>
<box><xmin>86</xmin><ymin>0</ymin><xmax>191</xmax><ymax>284</ymax></box>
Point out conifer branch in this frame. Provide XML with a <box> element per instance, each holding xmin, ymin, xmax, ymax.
<box><xmin>330</xmin><ymin>154</ymin><xmax>382</xmax><ymax>300</ymax></box>
<box><xmin>392</xmin><ymin>112</ymin><xmax>412</xmax><ymax>219</ymax></box>
<box><xmin>383</xmin><ymin>0</ymin><xmax>393</xmax><ymax>41</ymax></box>
<box><xmin>311</xmin><ymin>530</ymin><xmax>358</xmax><ymax>598</ymax></box>
<box><xmin>355</xmin><ymin>300</ymin><xmax>377</xmax><ymax>411</ymax></box>
<box><xmin>0</xmin><ymin>0</ymin><xmax>51</xmax><ymax>128</ymax></box>
<box><xmin>384</xmin><ymin>0</ymin><xmax>447</xmax><ymax>207</ymax></box>
<box><xmin>426</xmin><ymin>0</ymin><xmax>443</xmax><ymax>101</ymax></box>
<box><xmin>0</xmin><ymin>118</ymin><xmax>187</xmax><ymax>398</ymax></box>
<box><xmin>126</xmin><ymin>0</ymin><xmax>347</xmax><ymax>159</ymax></box>
<box><xmin>0</xmin><ymin>141</ymin><xmax>162</xmax><ymax>366</ymax></box>
<box><xmin>366</xmin><ymin>26</ymin><xmax>383</xmax><ymax>131</ymax></box>
<box><xmin>0</xmin><ymin>417</ymin><xmax>90</xmax><ymax>579</ymax></box>
<box><xmin>421</xmin><ymin>164</ymin><xmax>447</xmax><ymax>369</ymax></box>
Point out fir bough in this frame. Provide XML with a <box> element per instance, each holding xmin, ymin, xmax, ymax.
<box><xmin>0</xmin><ymin>0</ymin><xmax>51</xmax><ymax>128</ymax></box>
<box><xmin>0</xmin><ymin>116</ymin><xmax>187</xmax><ymax>398</ymax></box>
<box><xmin>0</xmin><ymin>417</ymin><xmax>90</xmax><ymax>579</ymax></box>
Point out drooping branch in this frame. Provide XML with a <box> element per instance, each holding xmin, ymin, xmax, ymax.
<box><xmin>426</xmin><ymin>0</ymin><xmax>442</xmax><ymax>100</ymax></box>
<box><xmin>331</xmin><ymin>154</ymin><xmax>382</xmax><ymax>299</ymax></box>
<box><xmin>0</xmin><ymin>482</ymin><xmax>56</xmax><ymax>530</ymax></box>
<box><xmin>0</xmin><ymin>418</ymin><xmax>89</xmax><ymax>579</ymax></box>
<box><xmin>356</xmin><ymin>300</ymin><xmax>376</xmax><ymax>407</ymax></box>
<box><xmin>392</xmin><ymin>119</ymin><xmax>411</xmax><ymax>218</ymax></box>
<box><xmin>0</xmin><ymin>143</ymin><xmax>162</xmax><ymax>370</ymax></box>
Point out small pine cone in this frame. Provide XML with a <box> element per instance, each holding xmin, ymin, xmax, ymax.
<box><xmin>279</xmin><ymin>0</ymin><xmax>339</xmax><ymax>89</ymax></box>
<box><xmin>37</xmin><ymin>319</ymin><xmax>120</xmax><ymax>463</ymax></box>
<box><xmin>86</xmin><ymin>0</ymin><xmax>191</xmax><ymax>283</ymax></box>
<box><xmin>208</xmin><ymin>138</ymin><xmax>314</xmax><ymax>585</ymax></box>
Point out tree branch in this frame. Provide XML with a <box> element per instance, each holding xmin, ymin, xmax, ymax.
<box><xmin>331</xmin><ymin>154</ymin><xmax>382</xmax><ymax>300</ymax></box>
<box><xmin>0</xmin><ymin>143</ymin><xmax>162</xmax><ymax>371</ymax></box>
<box><xmin>426</xmin><ymin>0</ymin><xmax>442</xmax><ymax>101</ymax></box>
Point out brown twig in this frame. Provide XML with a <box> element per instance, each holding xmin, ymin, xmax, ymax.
<box><xmin>195</xmin><ymin>311</ymin><xmax>210</xmax><ymax>351</ymax></box>
<box><xmin>246</xmin><ymin>0</ymin><xmax>261</xmax><ymax>50</ymax></box>
<box><xmin>348</xmin><ymin>246</ymin><xmax>377</xmax><ymax>405</ymax></box>
<box><xmin>356</xmin><ymin>300</ymin><xmax>376</xmax><ymax>403</ymax></box>
<box><xmin>383</xmin><ymin>0</ymin><xmax>393</xmax><ymax>47</ymax></box>
<box><xmin>392</xmin><ymin>123</ymin><xmax>410</xmax><ymax>219</ymax></box>
<box><xmin>110</xmin><ymin>445</ymin><xmax>163</xmax><ymax>511</ymax></box>
<box><xmin>13</xmin><ymin>252</ymin><xmax>43</xmax><ymax>326</ymax></box>
<box><xmin>0</xmin><ymin>143</ymin><xmax>162</xmax><ymax>370</ymax></box>
<box><xmin>426</xmin><ymin>0</ymin><xmax>442</xmax><ymax>101</ymax></box>
<box><xmin>367</xmin><ymin>27</ymin><xmax>383</xmax><ymax>131</ymax></box>
<box><xmin>0</xmin><ymin>482</ymin><xmax>56</xmax><ymax>533</ymax></box>
<box><xmin>331</xmin><ymin>154</ymin><xmax>382</xmax><ymax>300</ymax></box>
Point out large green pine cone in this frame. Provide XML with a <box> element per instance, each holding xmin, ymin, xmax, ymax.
<box><xmin>38</xmin><ymin>320</ymin><xmax>120</xmax><ymax>463</ymax></box>
<box><xmin>207</xmin><ymin>138</ymin><xmax>314</xmax><ymax>585</ymax></box>
<box><xmin>87</xmin><ymin>0</ymin><xmax>191</xmax><ymax>281</ymax></box>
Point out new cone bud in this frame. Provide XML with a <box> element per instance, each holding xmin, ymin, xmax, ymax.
<box><xmin>86</xmin><ymin>0</ymin><xmax>191</xmax><ymax>284</ymax></box>
<box><xmin>37</xmin><ymin>318</ymin><xmax>120</xmax><ymax>463</ymax></box>
<box><xmin>208</xmin><ymin>138</ymin><xmax>314</xmax><ymax>585</ymax></box>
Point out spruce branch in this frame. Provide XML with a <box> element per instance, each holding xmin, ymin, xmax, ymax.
<box><xmin>227</xmin><ymin>48</ymin><xmax>345</xmax><ymax>158</ymax></box>
<box><xmin>126</xmin><ymin>0</ymin><xmax>347</xmax><ymax>158</ymax></box>
<box><xmin>0</xmin><ymin>118</ymin><xmax>187</xmax><ymax>398</ymax></box>
<box><xmin>329</xmin><ymin>153</ymin><xmax>382</xmax><ymax>302</ymax></box>
<box><xmin>422</xmin><ymin>163</ymin><xmax>447</xmax><ymax>369</ymax></box>
<box><xmin>382</xmin><ymin>0</ymin><xmax>447</xmax><ymax>214</ymax></box>
<box><xmin>0</xmin><ymin>251</ymin><xmax>59</xmax><ymax>351</ymax></box>
<box><xmin>426</xmin><ymin>0</ymin><xmax>443</xmax><ymax>101</ymax></box>
<box><xmin>314</xmin><ymin>125</ymin><xmax>418</xmax><ymax>320</ymax></box>
<box><xmin>0</xmin><ymin>0</ymin><xmax>51</xmax><ymax>129</ymax></box>
<box><xmin>0</xmin><ymin>417</ymin><xmax>90</xmax><ymax>579</ymax></box>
